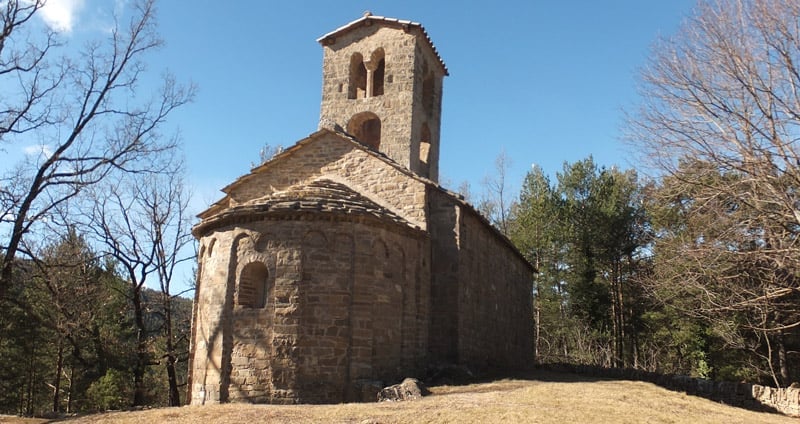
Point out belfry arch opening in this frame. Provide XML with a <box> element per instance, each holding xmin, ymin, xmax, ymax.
<box><xmin>349</xmin><ymin>53</ymin><xmax>367</xmax><ymax>99</ymax></box>
<box><xmin>347</xmin><ymin>112</ymin><xmax>381</xmax><ymax>150</ymax></box>
<box><xmin>370</xmin><ymin>48</ymin><xmax>385</xmax><ymax>97</ymax></box>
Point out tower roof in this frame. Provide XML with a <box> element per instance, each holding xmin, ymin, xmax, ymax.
<box><xmin>317</xmin><ymin>13</ymin><xmax>449</xmax><ymax>76</ymax></box>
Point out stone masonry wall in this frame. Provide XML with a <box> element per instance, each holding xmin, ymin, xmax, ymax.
<box><xmin>188</xmin><ymin>232</ymin><xmax>235</xmax><ymax>405</ymax></box>
<box><xmin>408</xmin><ymin>33</ymin><xmax>445</xmax><ymax>182</ymax></box>
<box><xmin>189</xmin><ymin>217</ymin><xmax>430</xmax><ymax>405</ymax></box>
<box><xmin>426</xmin><ymin>189</ymin><xmax>460</xmax><ymax>363</ymax></box>
<box><xmin>426</xmin><ymin>188</ymin><xmax>534</xmax><ymax>371</ymax></box>
<box><xmin>227</xmin><ymin>133</ymin><xmax>428</xmax><ymax>230</ymax></box>
<box><xmin>456</xmin><ymin>204</ymin><xmax>534</xmax><ymax>371</ymax></box>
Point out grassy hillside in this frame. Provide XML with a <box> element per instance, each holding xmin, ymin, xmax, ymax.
<box><xmin>2</xmin><ymin>372</ymin><xmax>795</xmax><ymax>424</ymax></box>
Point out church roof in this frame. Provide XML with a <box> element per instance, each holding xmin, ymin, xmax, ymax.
<box><xmin>196</xmin><ymin>127</ymin><xmax>533</xmax><ymax>271</ymax></box>
<box><xmin>196</xmin><ymin>127</ymin><xmax>404</xmax><ymax>221</ymax></box>
<box><xmin>317</xmin><ymin>13</ymin><xmax>449</xmax><ymax>76</ymax></box>
<box><xmin>253</xmin><ymin>178</ymin><xmax>414</xmax><ymax>226</ymax></box>
<box><xmin>193</xmin><ymin>178</ymin><xmax>424</xmax><ymax>237</ymax></box>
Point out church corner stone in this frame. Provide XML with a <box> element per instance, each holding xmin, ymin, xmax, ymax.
<box><xmin>187</xmin><ymin>14</ymin><xmax>534</xmax><ymax>405</ymax></box>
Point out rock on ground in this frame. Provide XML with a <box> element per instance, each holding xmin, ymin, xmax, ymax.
<box><xmin>377</xmin><ymin>378</ymin><xmax>430</xmax><ymax>402</ymax></box>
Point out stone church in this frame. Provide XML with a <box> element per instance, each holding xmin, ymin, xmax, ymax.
<box><xmin>188</xmin><ymin>14</ymin><xmax>534</xmax><ymax>405</ymax></box>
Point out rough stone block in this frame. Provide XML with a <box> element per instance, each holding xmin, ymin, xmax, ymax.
<box><xmin>377</xmin><ymin>378</ymin><xmax>429</xmax><ymax>402</ymax></box>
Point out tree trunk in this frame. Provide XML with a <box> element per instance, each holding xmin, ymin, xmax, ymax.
<box><xmin>616</xmin><ymin>260</ymin><xmax>626</xmax><ymax>367</ymax></box>
<box><xmin>610</xmin><ymin>260</ymin><xmax>623</xmax><ymax>368</ymax></box>
<box><xmin>610</xmin><ymin>289</ymin><xmax>619</xmax><ymax>367</ymax></box>
<box><xmin>163</xmin><ymin>292</ymin><xmax>181</xmax><ymax>406</ymax></box>
<box><xmin>533</xmin><ymin>299</ymin><xmax>541</xmax><ymax>364</ymax></box>
<box><xmin>132</xmin><ymin>286</ymin><xmax>148</xmax><ymax>406</ymax></box>
<box><xmin>764</xmin><ymin>331</ymin><xmax>781</xmax><ymax>388</ymax></box>
<box><xmin>26</xmin><ymin>343</ymin><xmax>36</xmax><ymax>416</ymax></box>
<box><xmin>66</xmin><ymin>363</ymin><xmax>74</xmax><ymax>413</ymax></box>
<box><xmin>777</xmin><ymin>332</ymin><xmax>789</xmax><ymax>387</ymax></box>
<box><xmin>533</xmin><ymin>258</ymin><xmax>541</xmax><ymax>364</ymax></box>
<box><xmin>166</xmin><ymin>354</ymin><xmax>180</xmax><ymax>406</ymax></box>
<box><xmin>52</xmin><ymin>340</ymin><xmax>64</xmax><ymax>413</ymax></box>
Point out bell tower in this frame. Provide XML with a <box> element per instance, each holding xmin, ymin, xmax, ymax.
<box><xmin>317</xmin><ymin>13</ymin><xmax>448</xmax><ymax>182</ymax></box>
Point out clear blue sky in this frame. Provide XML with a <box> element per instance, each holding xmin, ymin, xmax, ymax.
<box><xmin>142</xmin><ymin>0</ymin><xmax>695</xmax><ymax>212</ymax></box>
<box><xmin>29</xmin><ymin>0</ymin><xmax>695</xmax><ymax>212</ymax></box>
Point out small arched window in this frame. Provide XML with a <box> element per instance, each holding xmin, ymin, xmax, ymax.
<box><xmin>238</xmin><ymin>262</ymin><xmax>269</xmax><ymax>308</ymax></box>
<box><xmin>347</xmin><ymin>112</ymin><xmax>381</xmax><ymax>150</ymax></box>
<box><xmin>349</xmin><ymin>53</ymin><xmax>367</xmax><ymax>99</ymax></box>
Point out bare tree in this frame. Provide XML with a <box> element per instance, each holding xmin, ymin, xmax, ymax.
<box><xmin>629</xmin><ymin>0</ymin><xmax>800</xmax><ymax>385</ymax></box>
<box><xmin>251</xmin><ymin>142</ymin><xmax>284</xmax><ymax>168</ymax></box>
<box><xmin>456</xmin><ymin>180</ymin><xmax>473</xmax><ymax>204</ymax></box>
<box><xmin>630</xmin><ymin>0</ymin><xmax>800</xmax><ymax>232</ymax></box>
<box><xmin>85</xmin><ymin>158</ymin><xmax>193</xmax><ymax>406</ymax></box>
<box><xmin>479</xmin><ymin>150</ymin><xmax>513</xmax><ymax>235</ymax></box>
<box><xmin>0</xmin><ymin>0</ymin><xmax>194</xmax><ymax>299</ymax></box>
<box><xmin>0</xmin><ymin>1</ymin><xmax>53</xmax><ymax>137</ymax></box>
<box><xmin>149</xmin><ymin>169</ymin><xmax>194</xmax><ymax>407</ymax></box>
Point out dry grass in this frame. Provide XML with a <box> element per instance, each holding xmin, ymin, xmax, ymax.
<box><xmin>2</xmin><ymin>372</ymin><xmax>796</xmax><ymax>424</ymax></box>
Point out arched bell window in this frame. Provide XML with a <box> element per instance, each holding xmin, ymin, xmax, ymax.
<box><xmin>370</xmin><ymin>48</ymin><xmax>385</xmax><ymax>97</ymax></box>
<box><xmin>349</xmin><ymin>49</ymin><xmax>386</xmax><ymax>99</ymax></box>
<box><xmin>348</xmin><ymin>53</ymin><xmax>367</xmax><ymax>99</ymax></box>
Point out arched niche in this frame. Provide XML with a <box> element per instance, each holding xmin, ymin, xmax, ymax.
<box><xmin>419</xmin><ymin>123</ymin><xmax>431</xmax><ymax>177</ymax></box>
